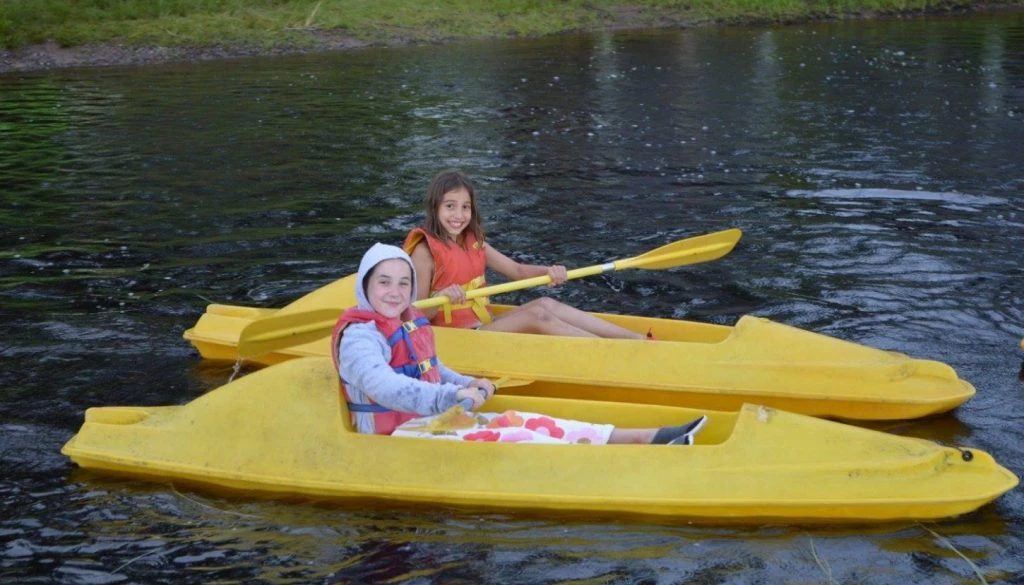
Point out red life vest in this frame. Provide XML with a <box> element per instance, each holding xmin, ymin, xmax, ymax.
<box><xmin>332</xmin><ymin>306</ymin><xmax>442</xmax><ymax>435</ymax></box>
<box><xmin>403</xmin><ymin>227</ymin><xmax>492</xmax><ymax>328</ymax></box>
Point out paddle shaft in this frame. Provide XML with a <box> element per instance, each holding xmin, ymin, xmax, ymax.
<box><xmin>237</xmin><ymin>229</ymin><xmax>741</xmax><ymax>356</ymax></box>
<box><xmin>414</xmin><ymin>239</ymin><xmax>734</xmax><ymax>309</ymax></box>
<box><xmin>458</xmin><ymin>375</ymin><xmax>518</xmax><ymax>410</ymax></box>
<box><xmin>238</xmin><ymin>242</ymin><xmax>731</xmax><ymax>349</ymax></box>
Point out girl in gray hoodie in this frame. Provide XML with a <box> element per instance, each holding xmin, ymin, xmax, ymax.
<box><xmin>335</xmin><ymin>243</ymin><xmax>705</xmax><ymax>445</ymax></box>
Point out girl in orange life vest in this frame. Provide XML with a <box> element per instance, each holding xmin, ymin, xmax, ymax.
<box><xmin>335</xmin><ymin>243</ymin><xmax>707</xmax><ymax>444</ymax></box>
<box><xmin>403</xmin><ymin>169</ymin><xmax>647</xmax><ymax>339</ymax></box>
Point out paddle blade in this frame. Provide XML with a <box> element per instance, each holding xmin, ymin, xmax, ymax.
<box><xmin>238</xmin><ymin>308</ymin><xmax>341</xmax><ymax>358</ymax></box>
<box><xmin>493</xmin><ymin>377</ymin><xmax>534</xmax><ymax>388</ymax></box>
<box><xmin>614</xmin><ymin>228</ymin><xmax>741</xmax><ymax>271</ymax></box>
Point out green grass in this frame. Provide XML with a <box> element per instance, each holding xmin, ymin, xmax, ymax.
<box><xmin>0</xmin><ymin>0</ymin><xmax>1016</xmax><ymax>50</ymax></box>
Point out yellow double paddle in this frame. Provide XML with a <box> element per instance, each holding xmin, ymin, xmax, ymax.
<box><xmin>399</xmin><ymin>376</ymin><xmax>532</xmax><ymax>432</ymax></box>
<box><xmin>237</xmin><ymin>228</ymin><xmax>742</xmax><ymax>358</ymax></box>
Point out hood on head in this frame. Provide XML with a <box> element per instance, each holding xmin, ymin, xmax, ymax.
<box><xmin>354</xmin><ymin>243</ymin><xmax>418</xmax><ymax>310</ymax></box>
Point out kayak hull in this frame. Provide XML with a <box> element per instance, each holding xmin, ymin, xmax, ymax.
<box><xmin>62</xmin><ymin>357</ymin><xmax>1017</xmax><ymax>523</ymax></box>
<box><xmin>182</xmin><ymin>275</ymin><xmax>975</xmax><ymax>420</ymax></box>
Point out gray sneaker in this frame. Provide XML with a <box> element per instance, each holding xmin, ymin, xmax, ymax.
<box><xmin>669</xmin><ymin>415</ymin><xmax>708</xmax><ymax>446</ymax></box>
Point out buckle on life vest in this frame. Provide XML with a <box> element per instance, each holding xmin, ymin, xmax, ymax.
<box><xmin>440</xmin><ymin>276</ymin><xmax>492</xmax><ymax>325</ymax></box>
<box><xmin>417</xmin><ymin>359</ymin><xmax>434</xmax><ymax>374</ymax></box>
<box><xmin>402</xmin><ymin>320</ymin><xmax>419</xmax><ymax>333</ymax></box>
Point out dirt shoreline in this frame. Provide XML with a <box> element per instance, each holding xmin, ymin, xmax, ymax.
<box><xmin>0</xmin><ymin>32</ymin><xmax>376</xmax><ymax>75</ymax></box>
<box><xmin>1</xmin><ymin>4</ymin><xmax>1020</xmax><ymax>75</ymax></box>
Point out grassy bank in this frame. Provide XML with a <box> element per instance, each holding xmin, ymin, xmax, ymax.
<box><xmin>0</xmin><ymin>0</ymin><xmax>1017</xmax><ymax>50</ymax></box>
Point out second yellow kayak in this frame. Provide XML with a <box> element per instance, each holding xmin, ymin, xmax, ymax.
<box><xmin>183</xmin><ymin>274</ymin><xmax>975</xmax><ymax>421</ymax></box>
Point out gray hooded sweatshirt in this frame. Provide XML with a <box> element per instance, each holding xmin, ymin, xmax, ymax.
<box><xmin>338</xmin><ymin>242</ymin><xmax>474</xmax><ymax>434</ymax></box>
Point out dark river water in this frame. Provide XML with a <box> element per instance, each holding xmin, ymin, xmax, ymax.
<box><xmin>3</xmin><ymin>11</ymin><xmax>1024</xmax><ymax>585</ymax></box>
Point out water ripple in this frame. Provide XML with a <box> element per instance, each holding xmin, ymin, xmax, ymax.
<box><xmin>3</xmin><ymin>13</ymin><xmax>1024</xmax><ymax>585</ymax></box>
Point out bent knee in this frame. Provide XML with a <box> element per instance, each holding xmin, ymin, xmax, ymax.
<box><xmin>525</xmin><ymin>297</ymin><xmax>560</xmax><ymax>321</ymax></box>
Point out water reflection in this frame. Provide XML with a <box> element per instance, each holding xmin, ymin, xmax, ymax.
<box><xmin>2</xmin><ymin>11</ymin><xmax>1024</xmax><ymax>585</ymax></box>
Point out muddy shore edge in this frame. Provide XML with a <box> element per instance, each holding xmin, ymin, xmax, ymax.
<box><xmin>1</xmin><ymin>4</ymin><xmax>1020</xmax><ymax>75</ymax></box>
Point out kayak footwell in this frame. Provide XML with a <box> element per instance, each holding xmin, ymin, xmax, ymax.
<box><xmin>63</xmin><ymin>357</ymin><xmax>1017</xmax><ymax>523</ymax></box>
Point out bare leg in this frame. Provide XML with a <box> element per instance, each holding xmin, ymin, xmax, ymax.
<box><xmin>483</xmin><ymin>302</ymin><xmax>597</xmax><ymax>337</ymax></box>
<box><xmin>609</xmin><ymin>416</ymin><xmax>708</xmax><ymax>445</ymax></box>
<box><xmin>607</xmin><ymin>428</ymin><xmax>658</xmax><ymax>444</ymax></box>
<box><xmin>532</xmin><ymin>297</ymin><xmax>644</xmax><ymax>339</ymax></box>
<box><xmin>484</xmin><ymin>297</ymin><xmax>644</xmax><ymax>339</ymax></box>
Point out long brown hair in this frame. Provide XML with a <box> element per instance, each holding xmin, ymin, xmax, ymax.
<box><xmin>422</xmin><ymin>169</ymin><xmax>485</xmax><ymax>246</ymax></box>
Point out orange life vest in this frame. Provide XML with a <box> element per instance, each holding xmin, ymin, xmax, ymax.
<box><xmin>332</xmin><ymin>307</ymin><xmax>442</xmax><ymax>435</ymax></box>
<box><xmin>403</xmin><ymin>227</ymin><xmax>492</xmax><ymax>328</ymax></box>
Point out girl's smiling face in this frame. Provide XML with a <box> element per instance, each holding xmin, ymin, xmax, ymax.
<box><xmin>437</xmin><ymin>187</ymin><xmax>473</xmax><ymax>240</ymax></box>
<box><xmin>365</xmin><ymin>259</ymin><xmax>413</xmax><ymax>319</ymax></box>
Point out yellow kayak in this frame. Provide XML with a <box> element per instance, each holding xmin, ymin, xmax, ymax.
<box><xmin>62</xmin><ymin>357</ymin><xmax>1017</xmax><ymax>523</ymax></box>
<box><xmin>183</xmin><ymin>274</ymin><xmax>974</xmax><ymax>421</ymax></box>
